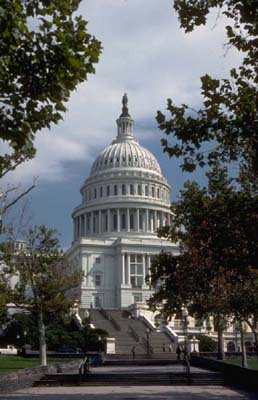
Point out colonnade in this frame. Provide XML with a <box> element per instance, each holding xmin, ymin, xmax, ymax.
<box><xmin>74</xmin><ymin>208</ymin><xmax>170</xmax><ymax>239</ymax></box>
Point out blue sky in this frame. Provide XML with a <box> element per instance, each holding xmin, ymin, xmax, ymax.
<box><xmin>3</xmin><ymin>0</ymin><xmax>241</xmax><ymax>248</ymax></box>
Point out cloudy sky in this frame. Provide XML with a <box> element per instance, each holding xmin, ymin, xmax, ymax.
<box><xmin>4</xmin><ymin>0</ymin><xmax>241</xmax><ymax>248</ymax></box>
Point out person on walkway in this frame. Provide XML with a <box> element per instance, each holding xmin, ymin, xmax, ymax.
<box><xmin>131</xmin><ymin>345</ymin><xmax>136</xmax><ymax>360</ymax></box>
<box><xmin>169</xmin><ymin>344</ymin><xmax>173</xmax><ymax>353</ymax></box>
<box><xmin>183</xmin><ymin>349</ymin><xmax>190</xmax><ymax>374</ymax></box>
<box><xmin>176</xmin><ymin>344</ymin><xmax>182</xmax><ymax>360</ymax></box>
<box><xmin>79</xmin><ymin>354</ymin><xmax>90</xmax><ymax>376</ymax></box>
<box><xmin>162</xmin><ymin>343</ymin><xmax>166</xmax><ymax>352</ymax></box>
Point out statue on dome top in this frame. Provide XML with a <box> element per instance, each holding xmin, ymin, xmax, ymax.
<box><xmin>121</xmin><ymin>93</ymin><xmax>130</xmax><ymax>117</ymax></box>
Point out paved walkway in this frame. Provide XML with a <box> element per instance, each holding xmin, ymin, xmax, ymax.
<box><xmin>90</xmin><ymin>364</ymin><xmax>212</xmax><ymax>374</ymax></box>
<box><xmin>0</xmin><ymin>385</ymin><xmax>257</xmax><ymax>400</ymax></box>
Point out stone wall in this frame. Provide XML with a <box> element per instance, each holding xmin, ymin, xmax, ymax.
<box><xmin>0</xmin><ymin>360</ymin><xmax>79</xmax><ymax>393</ymax></box>
<box><xmin>191</xmin><ymin>355</ymin><xmax>258</xmax><ymax>393</ymax></box>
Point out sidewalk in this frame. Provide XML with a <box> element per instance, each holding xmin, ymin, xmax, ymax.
<box><xmin>0</xmin><ymin>385</ymin><xmax>256</xmax><ymax>399</ymax></box>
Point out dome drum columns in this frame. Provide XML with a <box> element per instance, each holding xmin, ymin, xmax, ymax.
<box><xmin>73</xmin><ymin>208</ymin><xmax>170</xmax><ymax>240</ymax></box>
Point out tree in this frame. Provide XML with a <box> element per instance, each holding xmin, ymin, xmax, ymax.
<box><xmin>2</xmin><ymin>225</ymin><xmax>82</xmax><ymax>366</ymax></box>
<box><xmin>157</xmin><ymin>1</ymin><xmax>258</xmax><ymax>175</ymax></box>
<box><xmin>149</xmin><ymin>167</ymin><xmax>258</xmax><ymax>359</ymax></box>
<box><xmin>0</xmin><ymin>0</ymin><xmax>101</xmax><ymax>176</ymax></box>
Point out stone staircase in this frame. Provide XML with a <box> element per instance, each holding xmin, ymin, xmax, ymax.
<box><xmin>34</xmin><ymin>370</ymin><xmax>225</xmax><ymax>387</ymax></box>
<box><xmin>90</xmin><ymin>308</ymin><xmax>174</xmax><ymax>355</ymax></box>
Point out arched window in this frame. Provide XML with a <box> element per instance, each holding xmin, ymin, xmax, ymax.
<box><xmin>157</xmin><ymin>188</ymin><xmax>160</xmax><ymax>198</ymax></box>
<box><xmin>122</xmin><ymin>184</ymin><xmax>126</xmax><ymax>195</ymax></box>
<box><xmin>151</xmin><ymin>187</ymin><xmax>155</xmax><ymax>197</ymax></box>
<box><xmin>114</xmin><ymin>185</ymin><xmax>118</xmax><ymax>195</ymax></box>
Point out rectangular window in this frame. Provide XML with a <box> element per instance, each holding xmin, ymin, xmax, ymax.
<box><xmin>145</xmin><ymin>186</ymin><xmax>149</xmax><ymax>196</ymax></box>
<box><xmin>95</xmin><ymin>275</ymin><xmax>101</xmax><ymax>286</ymax></box>
<box><xmin>130</xmin><ymin>254</ymin><xmax>144</xmax><ymax>288</ymax></box>
<box><xmin>100</xmin><ymin>187</ymin><xmax>103</xmax><ymax>197</ymax></box>
<box><xmin>122</xmin><ymin>184</ymin><xmax>126</xmax><ymax>195</ymax></box>
<box><xmin>106</xmin><ymin>186</ymin><xmax>110</xmax><ymax>196</ymax></box>
<box><xmin>94</xmin><ymin>188</ymin><xmax>97</xmax><ymax>199</ymax></box>
<box><xmin>130</xmin><ymin>184</ymin><xmax>134</xmax><ymax>195</ymax></box>
<box><xmin>114</xmin><ymin>185</ymin><xmax>118</xmax><ymax>195</ymax></box>
<box><xmin>96</xmin><ymin>257</ymin><xmax>101</xmax><ymax>264</ymax></box>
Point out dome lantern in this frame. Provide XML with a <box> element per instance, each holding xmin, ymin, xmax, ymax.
<box><xmin>114</xmin><ymin>93</ymin><xmax>135</xmax><ymax>143</ymax></box>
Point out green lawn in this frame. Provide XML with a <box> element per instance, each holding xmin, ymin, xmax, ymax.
<box><xmin>0</xmin><ymin>356</ymin><xmax>73</xmax><ymax>373</ymax></box>
<box><xmin>226</xmin><ymin>357</ymin><xmax>258</xmax><ymax>370</ymax></box>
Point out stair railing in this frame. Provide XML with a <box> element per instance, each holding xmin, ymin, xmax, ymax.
<box><xmin>141</xmin><ymin>336</ymin><xmax>154</xmax><ymax>354</ymax></box>
<box><xmin>128</xmin><ymin>325</ymin><xmax>140</xmax><ymax>342</ymax></box>
<box><xmin>99</xmin><ymin>308</ymin><xmax>121</xmax><ymax>331</ymax></box>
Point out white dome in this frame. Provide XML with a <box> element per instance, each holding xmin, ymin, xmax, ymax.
<box><xmin>90</xmin><ymin>93</ymin><xmax>161</xmax><ymax>177</ymax></box>
<box><xmin>90</xmin><ymin>140</ymin><xmax>162</xmax><ymax>176</ymax></box>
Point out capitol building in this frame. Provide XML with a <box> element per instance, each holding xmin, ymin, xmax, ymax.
<box><xmin>67</xmin><ymin>94</ymin><xmax>179</xmax><ymax>310</ymax></box>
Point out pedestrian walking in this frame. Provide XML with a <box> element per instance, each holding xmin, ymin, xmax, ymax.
<box><xmin>131</xmin><ymin>345</ymin><xmax>136</xmax><ymax>360</ymax></box>
<box><xmin>176</xmin><ymin>344</ymin><xmax>182</xmax><ymax>360</ymax></box>
<box><xmin>169</xmin><ymin>344</ymin><xmax>173</xmax><ymax>352</ymax></box>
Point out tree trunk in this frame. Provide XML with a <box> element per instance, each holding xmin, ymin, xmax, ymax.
<box><xmin>240</xmin><ymin>322</ymin><xmax>247</xmax><ymax>368</ymax></box>
<box><xmin>38</xmin><ymin>311</ymin><xmax>47</xmax><ymax>366</ymax></box>
<box><xmin>217</xmin><ymin>322</ymin><xmax>225</xmax><ymax>360</ymax></box>
<box><xmin>253</xmin><ymin>329</ymin><xmax>258</xmax><ymax>364</ymax></box>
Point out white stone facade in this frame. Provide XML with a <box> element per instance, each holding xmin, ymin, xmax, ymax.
<box><xmin>67</xmin><ymin>94</ymin><xmax>179</xmax><ymax>309</ymax></box>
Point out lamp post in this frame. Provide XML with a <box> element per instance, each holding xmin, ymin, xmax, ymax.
<box><xmin>98</xmin><ymin>335</ymin><xmax>102</xmax><ymax>353</ymax></box>
<box><xmin>146</xmin><ymin>327</ymin><xmax>150</xmax><ymax>357</ymax></box>
<box><xmin>182</xmin><ymin>308</ymin><xmax>188</xmax><ymax>354</ymax></box>
<box><xmin>16</xmin><ymin>334</ymin><xmax>20</xmax><ymax>350</ymax></box>
<box><xmin>23</xmin><ymin>330</ymin><xmax>27</xmax><ymax>347</ymax></box>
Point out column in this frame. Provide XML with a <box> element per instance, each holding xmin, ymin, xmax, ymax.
<box><xmin>117</xmin><ymin>209</ymin><xmax>120</xmax><ymax>232</ymax></box>
<box><xmin>127</xmin><ymin>254</ymin><xmax>131</xmax><ymax>285</ymax></box>
<box><xmin>154</xmin><ymin>210</ymin><xmax>158</xmax><ymax>231</ymax></box>
<box><xmin>84</xmin><ymin>214</ymin><xmax>87</xmax><ymax>236</ymax></box>
<box><xmin>150</xmin><ymin>212</ymin><xmax>154</xmax><ymax>232</ymax></box>
<box><xmin>136</xmin><ymin>209</ymin><xmax>139</xmax><ymax>232</ymax></box>
<box><xmin>143</xmin><ymin>254</ymin><xmax>146</xmax><ymax>285</ymax></box>
<box><xmin>107</xmin><ymin>209</ymin><xmax>111</xmax><ymax>232</ymax></box>
<box><xmin>86</xmin><ymin>254</ymin><xmax>89</xmax><ymax>285</ymax></box>
<box><xmin>78</xmin><ymin>216</ymin><xmax>81</xmax><ymax>237</ymax></box>
<box><xmin>90</xmin><ymin>212</ymin><xmax>93</xmax><ymax>234</ymax></box>
<box><xmin>146</xmin><ymin>209</ymin><xmax>149</xmax><ymax>232</ymax></box>
<box><xmin>147</xmin><ymin>255</ymin><xmax>151</xmax><ymax>276</ymax></box>
<box><xmin>127</xmin><ymin>208</ymin><xmax>130</xmax><ymax>232</ymax></box>
<box><xmin>98</xmin><ymin>210</ymin><xmax>102</xmax><ymax>233</ymax></box>
<box><xmin>122</xmin><ymin>253</ymin><xmax>125</xmax><ymax>284</ymax></box>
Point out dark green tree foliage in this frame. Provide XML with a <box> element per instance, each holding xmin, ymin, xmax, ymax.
<box><xmin>0</xmin><ymin>0</ymin><xmax>101</xmax><ymax>175</ymax></box>
<box><xmin>198</xmin><ymin>335</ymin><xmax>217</xmax><ymax>352</ymax></box>
<box><xmin>149</xmin><ymin>168</ymin><xmax>258</xmax><ymax>357</ymax></box>
<box><xmin>2</xmin><ymin>225</ymin><xmax>82</xmax><ymax>365</ymax></box>
<box><xmin>0</xmin><ymin>313</ymin><xmax>39</xmax><ymax>348</ymax></box>
<box><xmin>157</xmin><ymin>1</ymin><xmax>258</xmax><ymax>174</ymax></box>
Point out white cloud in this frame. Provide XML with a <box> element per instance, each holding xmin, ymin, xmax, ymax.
<box><xmin>3</xmin><ymin>0</ymin><xmax>242</xmax><ymax>186</ymax></box>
